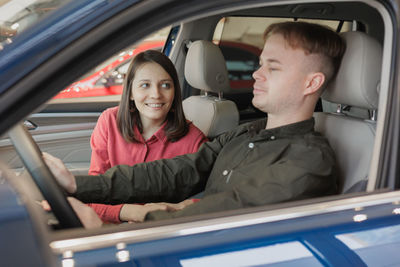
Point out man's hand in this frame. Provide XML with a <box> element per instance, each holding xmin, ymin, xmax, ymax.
<box><xmin>120</xmin><ymin>203</ymin><xmax>168</xmax><ymax>223</ymax></box>
<box><xmin>119</xmin><ymin>199</ymin><xmax>196</xmax><ymax>223</ymax></box>
<box><xmin>42</xmin><ymin>152</ymin><xmax>77</xmax><ymax>194</ymax></box>
<box><xmin>41</xmin><ymin>198</ymin><xmax>102</xmax><ymax>229</ymax></box>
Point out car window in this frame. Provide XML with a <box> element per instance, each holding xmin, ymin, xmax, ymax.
<box><xmin>52</xmin><ymin>27</ymin><xmax>169</xmax><ymax>100</ymax></box>
<box><xmin>221</xmin><ymin>44</ymin><xmax>260</xmax><ymax>81</ymax></box>
<box><xmin>0</xmin><ymin>0</ymin><xmax>71</xmax><ymax>50</ymax></box>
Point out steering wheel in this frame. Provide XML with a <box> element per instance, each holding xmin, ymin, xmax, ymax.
<box><xmin>8</xmin><ymin>123</ymin><xmax>82</xmax><ymax>229</ymax></box>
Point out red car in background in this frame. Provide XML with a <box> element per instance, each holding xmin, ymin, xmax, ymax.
<box><xmin>54</xmin><ymin>40</ymin><xmax>261</xmax><ymax>99</ymax></box>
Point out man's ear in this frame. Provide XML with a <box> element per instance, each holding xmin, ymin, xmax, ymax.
<box><xmin>304</xmin><ymin>72</ymin><xmax>325</xmax><ymax>96</ymax></box>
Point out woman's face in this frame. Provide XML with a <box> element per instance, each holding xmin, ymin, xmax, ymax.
<box><xmin>130</xmin><ymin>62</ymin><xmax>175</xmax><ymax>127</ymax></box>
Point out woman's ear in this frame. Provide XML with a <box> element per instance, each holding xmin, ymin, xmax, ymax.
<box><xmin>304</xmin><ymin>72</ymin><xmax>325</xmax><ymax>96</ymax></box>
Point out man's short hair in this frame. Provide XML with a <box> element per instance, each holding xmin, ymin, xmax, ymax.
<box><xmin>264</xmin><ymin>21</ymin><xmax>346</xmax><ymax>89</ymax></box>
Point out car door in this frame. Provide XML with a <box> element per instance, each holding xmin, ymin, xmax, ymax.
<box><xmin>1</xmin><ymin>0</ymin><xmax>400</xmax><ymax>266</ymax></box>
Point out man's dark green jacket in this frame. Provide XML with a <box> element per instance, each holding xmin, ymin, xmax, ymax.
<box><xmin>74</xmin><ymin>118</ymin><xmax>337</xmax><ymax>221</ymax></box>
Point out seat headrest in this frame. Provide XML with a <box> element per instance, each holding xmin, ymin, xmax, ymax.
<box><xmin>322</xmin><ymin>31</ymin><xmax>382</xmax><ymax>110</ymax></box>
<box><xmin>184</xmin><ymin>40</ymin><xmax>231</xmax><ymax>93</ymax></box>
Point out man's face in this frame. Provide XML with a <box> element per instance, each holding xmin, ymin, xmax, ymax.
<box><xmin>252</xmin><ymin>33</ymin><xmax>313</xmax><ymax>115</ymax></box>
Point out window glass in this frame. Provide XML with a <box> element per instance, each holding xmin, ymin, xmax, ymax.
<box><xmin>53</xmin><ymin>27</ymin><xmax>170</xmax><ymax>99</ymax></box>
<box><xmin>336</xmin><ymin>224</ymin><xmax>400</xmax><ymax>266</ymax></box>
<box><xmin>0</xmin><ymin>0</ymin><xmax>72</xmax><ymax>51</ymax></box>
<box><xmin>180</xmin><ymin>241</ymin><xmax>323</xmax><ymax>267</ymax></box>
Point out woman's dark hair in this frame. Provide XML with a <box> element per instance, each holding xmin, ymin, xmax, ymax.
<box><xmin>117</xmin><ymin>50</ymin><xmax>188</xmax><ymax>143</ymax></box>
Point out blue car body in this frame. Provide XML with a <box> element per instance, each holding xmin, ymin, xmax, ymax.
<box><xmin>0</xmin><ymin>0</ymin><xmax>400</xmax><ymax>266</ymax></box>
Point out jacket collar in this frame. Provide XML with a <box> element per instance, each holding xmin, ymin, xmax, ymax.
<box><xmin>248</xmin><ymin>117</ymin><xmax>315</xmax><ymax>137</ymax></box>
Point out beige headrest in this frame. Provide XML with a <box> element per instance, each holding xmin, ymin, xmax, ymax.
<box><xmin>184</xmin><ymin>40</ymin><xmax>231</xmax><ymax>93</ymax></box>
<box><xmin>322</xmin><ymin>31</ymin><xmax>382</xmax><ymax>110</ymax></box>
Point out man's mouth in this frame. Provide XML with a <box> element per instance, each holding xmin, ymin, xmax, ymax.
<box><xmin>253</xmin><ymin>87</ymin><xmax>266</xmax><ymax>94</ymax></box>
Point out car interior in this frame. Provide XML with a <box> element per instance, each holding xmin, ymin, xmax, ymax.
<box><xmin>183</xmin><ymin>40</ymin><xmax>240</xmax><ymax>138</ymax></box>
<box><xmin>315</xmin><ymin>31</ymin><xmax>381</xmax><ymax>193</ymax></box>
<box><xmin>0</xmin><ymin>0</ymin><xmax>390</xmax><ymax>238</ymax></box>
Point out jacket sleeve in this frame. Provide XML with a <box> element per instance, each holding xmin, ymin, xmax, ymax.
<box><xmin>74</xmin><ymin>133</ymin><xmax>234</xmax><ymax>204</ymax></box>
<box><xmin>145</xmin><ymin>141</ymin><xmax>337</xmax><ymax>221</ymax></box>
<box><xmin>88</xmin><ymin>112</ymin><xmax>111</xmax><ymax>175</ymax></box>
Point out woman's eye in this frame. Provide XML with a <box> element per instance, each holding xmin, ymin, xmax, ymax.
<box><xmin>161</xmin><ymin>82</ymin><xmax>172</xmax><ymax>89</ymax></box>
<box><xmin>140</xmin><ymin>83</ymin><xmax>150</xmax><ymax>88</ymax></box>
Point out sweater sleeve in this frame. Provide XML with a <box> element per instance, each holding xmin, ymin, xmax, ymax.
<box><xmin>87</xmin><ymin>203</ymin><xmax>123</xmax><ymax>223</ymax></box>
<box><xmin>89</xmin><ymin>111</ymin><xmax>111</xmax><ymax>175</ymax></box>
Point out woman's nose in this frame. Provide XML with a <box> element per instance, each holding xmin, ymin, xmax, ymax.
<box><xmin>149</xmin><ymin>87</ymin><xmax>161</xmax><ymax>98</ymax></box>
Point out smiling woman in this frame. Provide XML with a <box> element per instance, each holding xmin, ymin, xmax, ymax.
<box><xmin>87</xmin><ymin>50</ymin><xmax>207</xmax><ymax>223</ymax></box>
<box><xmin>128</xmin><ymin>61</ymin><xmax>176</xmax><ymax>138</ymax></box>
<box><xmin>0</xmin><ymin>0</ymin><xmax>399</xmax><ymax>266</ymax></box>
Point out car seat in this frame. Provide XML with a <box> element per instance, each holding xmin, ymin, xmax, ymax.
<box><xmin>183</xmin><ymin>40</ymin><xmax>239</xmax><ymax>138</ymax></box>
<box><xmin>314</xmin><ymin>31</ymin><xmax>382</xmax><ymax>193</ymax></box>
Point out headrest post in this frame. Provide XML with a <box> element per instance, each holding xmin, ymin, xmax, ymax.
<box><xmin>336</xmin><ymin>104</ymin><xmax>344</xmax><ymax>114</ymax></box>
<box><xmin>218</xmin><ymin>92</ymin><xmax>223</xmax><ymax>100</ymax></box>
<box><xmin>371</xmin><ymin>110</ymin><xmax>377</xmax><ymax>121</ymax></box>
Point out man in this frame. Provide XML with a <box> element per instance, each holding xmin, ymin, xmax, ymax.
<box><xmin>45</xmin><ymin>21</ymin><xmax>346</xmax><ymax>226</ymax></box>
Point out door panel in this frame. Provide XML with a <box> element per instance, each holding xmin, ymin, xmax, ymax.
<box><xmin>0</xmin><ymin>113</ymin><xmax>100</xmax><ymax>175</ymax></box>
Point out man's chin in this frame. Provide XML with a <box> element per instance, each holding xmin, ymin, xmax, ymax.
<box><xmin>252</xmin><ymin>99</ymin><xmax>266</xmax><ymax>113</ymax></box>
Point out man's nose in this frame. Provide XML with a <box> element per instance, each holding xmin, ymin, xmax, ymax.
<box><xmin>253</xmin><ymin>66</ymin><xmax>264</xmax><ymax>81</ymax></box>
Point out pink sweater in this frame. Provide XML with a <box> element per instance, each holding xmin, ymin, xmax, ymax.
<box><xmin>88</xmin><ymin>107</ymin><xmax>207</xmax><ymax>223</ymax></box>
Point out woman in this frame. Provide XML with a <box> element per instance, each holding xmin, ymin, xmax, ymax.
<box><xmin>88</xmin><ymin>50</ymin><xmax>207</xmax><ymax>223</ymax></box>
